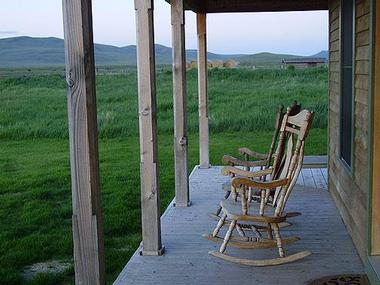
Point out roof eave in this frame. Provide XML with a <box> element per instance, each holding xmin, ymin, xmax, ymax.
<box><xmin>164</xmin><ymin>0</ymin><xmax>328</xmax><ymax>13</ymax></box>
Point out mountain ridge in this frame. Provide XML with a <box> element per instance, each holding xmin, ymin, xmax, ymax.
<box><xmin>0</xmin><ymin>36</ymin><xmax>328</xmax><ymax>67</ymax></box>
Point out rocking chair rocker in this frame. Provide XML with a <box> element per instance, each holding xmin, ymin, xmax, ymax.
<box><xmin>204</xmin><ymin>108</ymin><xmax>314</xmax><ymax>266</ymax></box>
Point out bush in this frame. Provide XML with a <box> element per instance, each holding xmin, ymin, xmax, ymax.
<box><xmin>287</xmin><ymin>65</ymin><xmax>296</xmax><ymax>71</ymax></box>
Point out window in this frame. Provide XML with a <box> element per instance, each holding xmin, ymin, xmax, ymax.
<box><xmin>340</xmin><ymin>0</ymin><xmax>354</xmax><ymax>167</ymax></box>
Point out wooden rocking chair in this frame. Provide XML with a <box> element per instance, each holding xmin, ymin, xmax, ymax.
<box><xmin>204</xmin><ymin>108</ymin><xmax>314</xmax><ymax>266</ymax></box>
<box><xmin>211</xmin><ymin>102</ymin><xmax>301</xmax><ymax>219</ymax></box>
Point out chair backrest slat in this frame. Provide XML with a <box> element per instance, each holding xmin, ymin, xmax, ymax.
<box><xmin>284</xmin><ymin>126</ymin><xmax>300</xmax><ymax>135</ymax></box>
<box><xmin>266</xmin><ymin>105</ymin><xmax>285</xmax><ymax>168</ymax></box>
<box><xmin>272</xmin><ymin>133</ymin><xmax>294</xmax><ymax>204</ymax></box>
<box><xmin>266</xmin><ymin>101</ymin><xmax>301</xmax><ymax>169</ymax></box>
<box><xmin>271</xmin><ymin>108</ymin><xmax>314</xmax><ymax>215</ymax></box>
<box><xmin>282</xmin><ymin>140</ymin><xmax>305</xmax><ymax>211</ymax></box>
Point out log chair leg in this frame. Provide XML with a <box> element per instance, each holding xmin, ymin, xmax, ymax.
<box><xmin>273</xmin><ymin>223</ymin><xmax>285</xmax><ymax>257</ymax></box>
<box><xmin>236</xmin><ymin>224</ymin><xmax>245</xmax><ymax>237</ymax></box>
<box><xmin>220</xmin><ymin>219</ymin><xmax>237</xmax><ymax>253</ymax></box>
<box><xmin>232</xmin><ymin>188</ymin><xmax>238</xmax><ymax>202</ymax></box>
<box><xmin>248</xmin><ymin>187</ymin><xmax>252</xmax><ymax>202</ymax></box>
<box><xmin>230</xmin><ymin>174</ymin><xmax>238</xmax><ymax>202</ymax></box>
<box><xmin>267</xmin><ymin>223</ymin><xmax>273</xmax><ymax>240</ymax></box>
<box><xmin>212</xmin><ymin>213</ymin><xmax>227</xmax><ymax>237</ymax></box>
<box><xmin>259</xmin><ymin>190</ymin><xmax>266</xmax><ymax>215</ymax></box>
<box><xmin>215</xmin><ymin>205</ymin><xmax>222</xmax><ymax>217</ymax></box>
<box><xmin>251</xmin><ymin>225</ymin><xmax>263</xmax><ymax>239</ymax></box>
<box><xmin>215</xmin><ymin>190</ymin><xmax>231</xmax><ymax>216</ymax></box>
<box><xmin>264</xmin><ymin>189</ymin><xmax>270</xmax><ymax>203</ymax></box>
<box><xmin>241</xmin><ymin>188</ymin><xmax>248</xmax><ymax>215</ymax></box>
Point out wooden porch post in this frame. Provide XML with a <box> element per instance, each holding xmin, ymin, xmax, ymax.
<box><xmin>197</xmin><ymin>13</ymin><xmax>210</xmax><ymax>168</ymax></box>
<box><xmin>171</xmin><ymin>0</ymin><xmax>190</xmax><ymax>207</ymax></box>
<box><xmin>134</xmin><ymin>0</ymin><xmax>164</xmax><ymax>255</ymax></box>
<box><xmin>371</xmin><ymin>0</ymin><xmax>380</xmax><ymax>255</ymax></box>
<box><xmin>62</xmin><ymin>0</ymin><xmax>105</xmax><ymax>284</ymax></box>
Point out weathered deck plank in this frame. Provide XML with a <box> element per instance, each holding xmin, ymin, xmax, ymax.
<box><xmin>302</xmin><ymin>168</ymin><xmax>317</xmax><ymax>188</ymax></box>
<box><xmin>297</xmin><ymin>170</ymin><xmax>305</xmax><ymax>186</ymax></box>
<box><xmin>311</xmin><ymin>168</ymin><xmax>328</xmax><ymax>189</ymax></box>
<box><xmin>115</xmin><ymin>166</ymin><xmax>363</xmax><ymax>285</ymax></box>
<box><xmin>321</xmin><ymin>168</ymin><xmax>328</xmax><ymax>184</ymax></box>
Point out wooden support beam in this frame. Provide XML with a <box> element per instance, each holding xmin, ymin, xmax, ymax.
<box><xmin>165</xmin><ymin>0</ymin><xmax>328</xmax><ymax>13</ymax></box>
<box><xmin>371</xmin><ymin>0</ymin><xmax>380</xmax><ymax>255</ymax></box>
<box><xmin>171</xmin><ymin>0</ymin><xmax>190</xmax><ymax>207</ymax></box>
<box><xmin>62</xmin><ymin>0</ymin><xmax>105</xmax><ymax>284</ymax></box>
<box><xmin>204</xmin><ymin>0</ymin><xmax>328</xmax><ymax>13</ymax></box>
<box><xmin>197</xmin><ymin>13</ymin><xmax>210</xmax><ymax>169</ymax></box>
<box><xmin>134</xmin><ymin>0</ymin><xmax>164</xmax><ymax>255</ymax></box>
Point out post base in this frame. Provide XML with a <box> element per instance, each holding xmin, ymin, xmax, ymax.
<box><xmin>198</xmin><ymin>164</ymin><xmax>211</xmax><ymax>169</ymax></box>
<box><xmin>174</xmin><ymin>201</ymin><xmax>192</xmax><ymax>207</ymax></box>
<box><xmin>140</xmin><ymin>246</ymin><xmax>165</xmax><ymax>256</ymax></box>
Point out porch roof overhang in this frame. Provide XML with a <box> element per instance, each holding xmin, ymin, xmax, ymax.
<box><xmin>165</xmin><ymin>0</ymin><xmax>328</xmax><ymax>13</ymax></box>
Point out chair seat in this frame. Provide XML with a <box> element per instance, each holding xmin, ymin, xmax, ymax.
<box><xmin>220</xmin><ymin>199</ymin><xmax>285</xmax><ymax>224</ymax></box>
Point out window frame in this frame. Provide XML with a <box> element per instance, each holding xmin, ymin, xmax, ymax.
<box><xmin>339</xmin><ymin>0</ymin><xmax>356</xmax><ymax>173</ymax></box>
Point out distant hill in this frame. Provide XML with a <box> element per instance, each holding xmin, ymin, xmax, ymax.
<box><xmin>311</xmin><ymin>50</ymin><xmax>329</xmax><ymax>59</ymax></box>
<box><xmin>0</xmin><ymin>36</ymin><xmax>328</xmax><ymax>68</ymax></box>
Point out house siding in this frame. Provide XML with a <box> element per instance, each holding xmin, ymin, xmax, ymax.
<box><xmin>328</xmin><ymin>0</ymin><xmax>370</xmax><ymax>260</ymax></box>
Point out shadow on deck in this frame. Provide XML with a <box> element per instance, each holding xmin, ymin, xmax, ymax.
<box><xmin>115</xmin><ymin>166</ymin><xmax>363</xmax><ymax>285</ymax></box>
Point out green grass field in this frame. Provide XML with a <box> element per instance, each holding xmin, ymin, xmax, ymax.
<box><xmin>0</xmin><ymin>67</ymin><xmax>328</xmax><ymax>284</ymax></box>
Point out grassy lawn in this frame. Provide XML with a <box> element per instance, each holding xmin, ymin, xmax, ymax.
<box><xmin>0</xmin><ymin>67</ymin><xmax>327</xmax><ymax>284</ymax></box>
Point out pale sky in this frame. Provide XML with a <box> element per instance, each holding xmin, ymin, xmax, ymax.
<box><xmin>0</xmin><ymin>0</ymin><xmax>328</xmax><ymax>56</ymax></box>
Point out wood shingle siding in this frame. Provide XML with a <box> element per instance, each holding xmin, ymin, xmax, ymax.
<box><xmin>330</xmin><ymin>39</ymin><xmax>340</xmax><ymax>51</ymax></box>
<box><xmin>356</xmin><ymin>0</ymin><xmax>370</xmax><ymax>17</ymax></box>
<box><xmin>355</xmin><ymin>60</ymin><xmax>369</xmax><ymax>75</ymax></box>
<box><xmin>328</xmin><ymin>0</ymin><xmax>370</xmax><ymax>261</ymax></box>
<box><xmin>356</xmin><ymin>30</ymin><xmax>370</xmax><ymax>46</ymax></box>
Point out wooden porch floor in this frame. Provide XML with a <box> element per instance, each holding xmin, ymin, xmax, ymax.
<box><xmin>115</xmin><ymin>166</ymin><xmax>364</xmax><ymax>285</ymax></box>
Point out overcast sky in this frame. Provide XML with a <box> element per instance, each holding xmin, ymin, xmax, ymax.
<box><xmin>0</xmin><ymin>0</ymin><xmax>328</xmax><ymax>56</ymax></box>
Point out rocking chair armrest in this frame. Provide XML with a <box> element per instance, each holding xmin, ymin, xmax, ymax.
<box><xmin>238</xmin><ymin>147</ymin><xmax>269</xmax><ymax>160</ymax></box>
<box><xmin>221</xmin><ymin>166</ymin><xmax>273</xmax><ymax>178</ymax></box>
<box><xmin>231</xmin><ymin>177</ymin><xmax>289</xmax><ymax>190</ymax></box>
<box><xmin>222</xmin><ymin>155</ymin><xmax>268</xmax><ymax>168</ymax></box>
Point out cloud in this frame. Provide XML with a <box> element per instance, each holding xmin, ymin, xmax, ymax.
<box><xmin>0</xmin><ymin>31</ymin><xmax>18</xmax><ymax>35</ymax></box>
